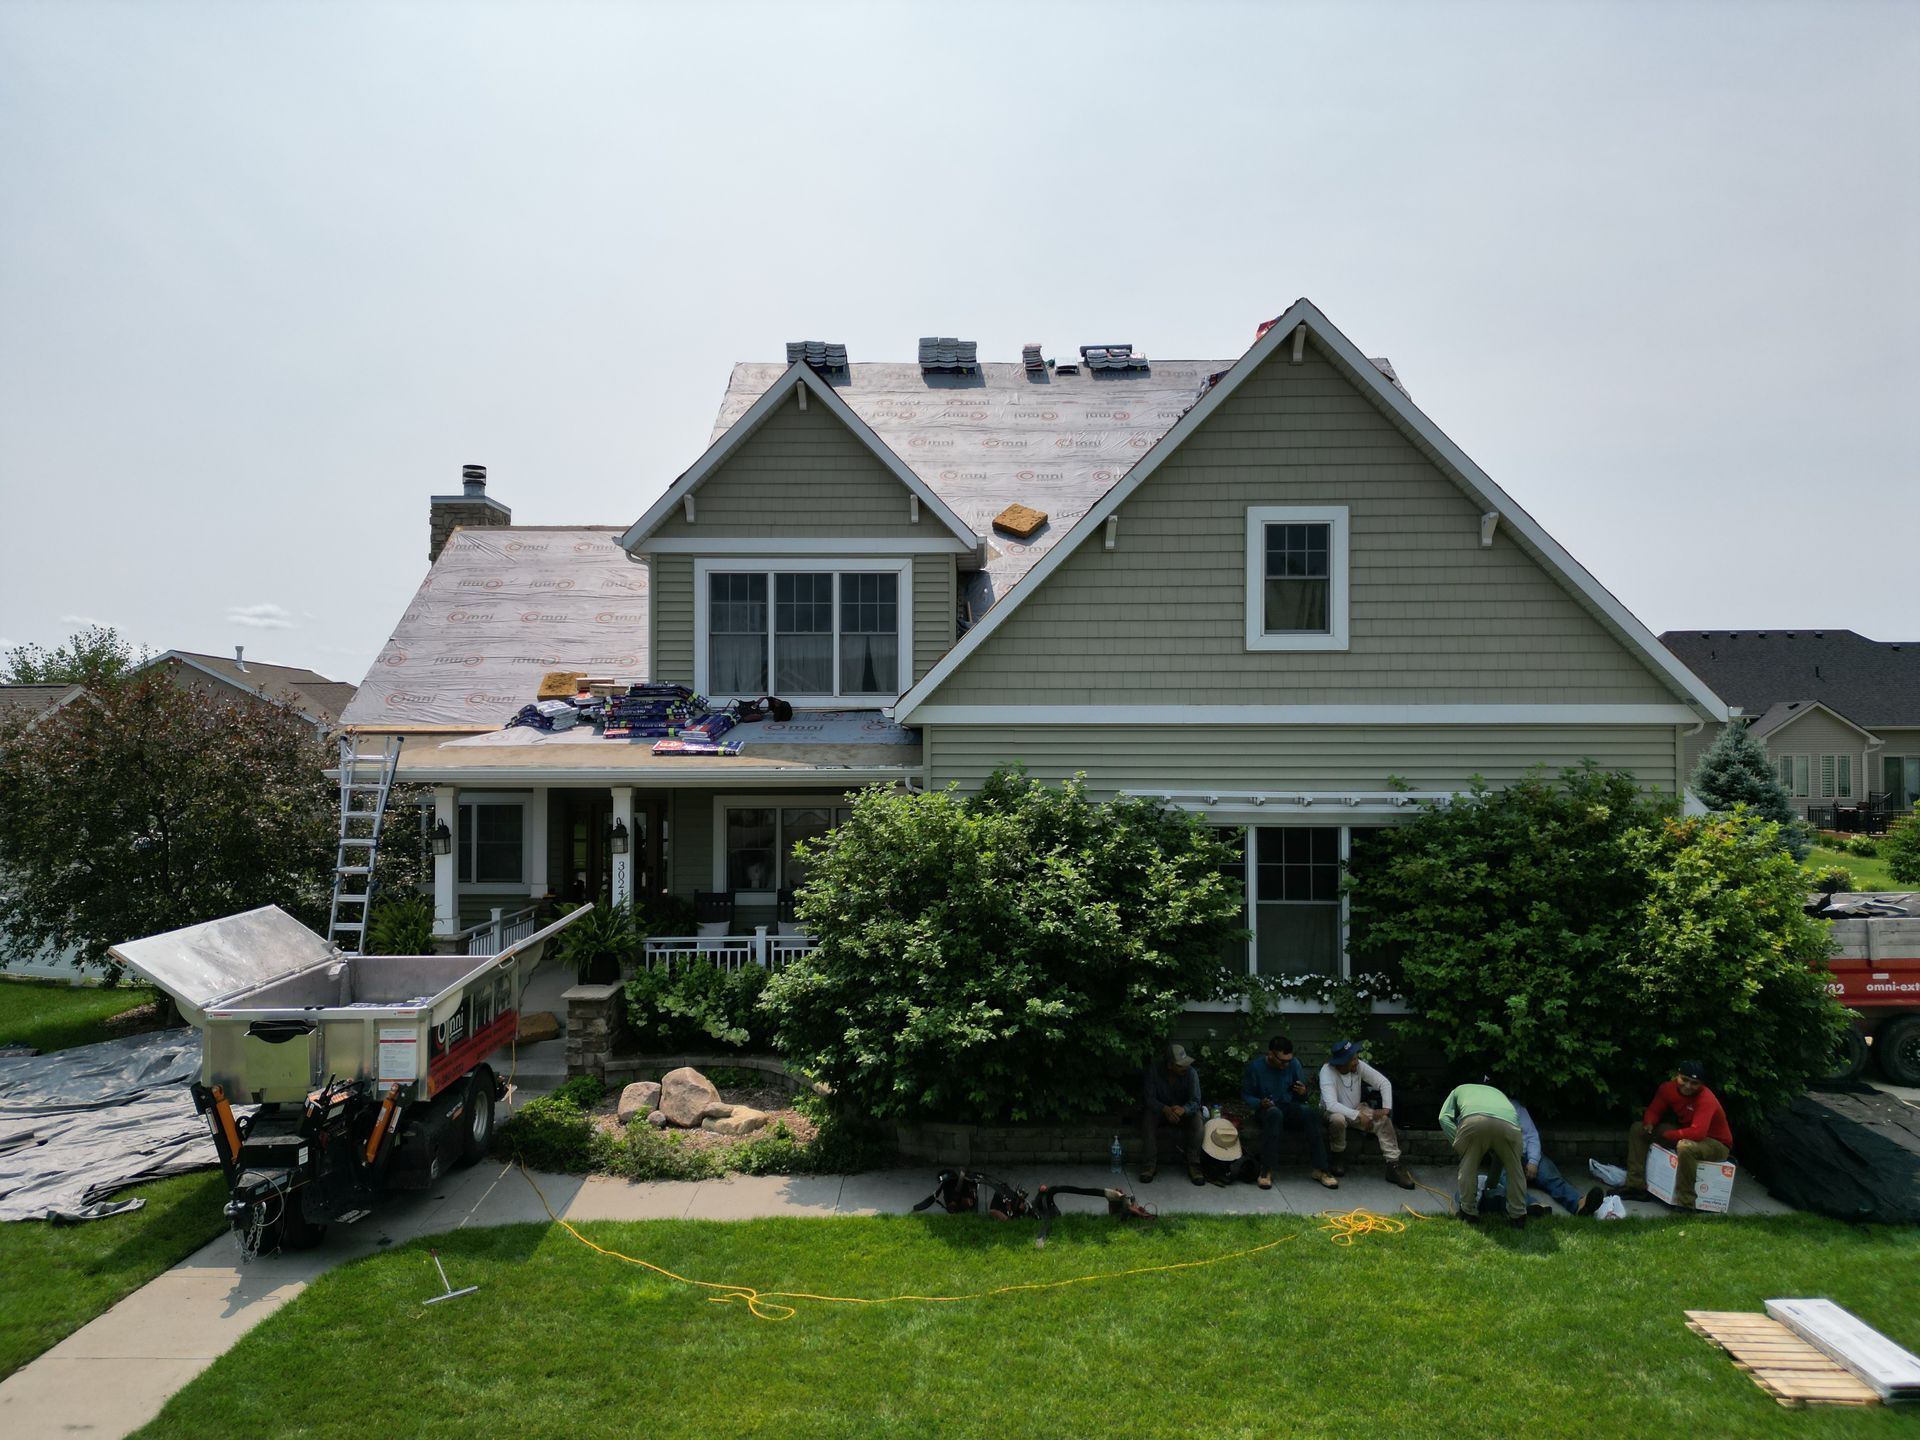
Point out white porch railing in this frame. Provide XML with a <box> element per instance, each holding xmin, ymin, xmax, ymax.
<box><xmin>461</xmin><ymin>904</ymin><xmax>543</xmax><ymax>956</ymax></box>
<box><xmin>641</xmin><ymin>927</ymin><xmax>818</xmax><ymax>972</ymax></box>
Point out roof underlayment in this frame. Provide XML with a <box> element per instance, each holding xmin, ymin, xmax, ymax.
<box><xmin>340</xmin><ymin>527</ymin><xmax>642</xmax><ymax>729</ymax></box>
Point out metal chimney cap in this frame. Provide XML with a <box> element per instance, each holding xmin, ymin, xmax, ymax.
<box><xmin>461</xmin><ymin>463</ymin><xmax>487</xmax><ymax>496</ymax></box>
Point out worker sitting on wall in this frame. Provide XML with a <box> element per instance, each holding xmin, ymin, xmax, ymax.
<box><xmin>1318</xmin><ymin>1040</ymin><xmax>1416</xmax><ymax>1190</ymax></box>
<box><xmin>1240</xmin><ymin>1034</ymin><xmax>1339</xmax><ymax>1192</ymax></box>
<box><xmin>1140</xmin><ymin>1042</ymin><xmax>1207</xmax><ymax>1187</ymax></box>
<box><xmin>1615</xmin><ymin>1059</ymin><xmax>1733</xmax><ymax>1210</ymax></box>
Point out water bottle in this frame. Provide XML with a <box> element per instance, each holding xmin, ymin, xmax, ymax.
<box><xmin>1109</xmin><ymin>1134</ymin><xmax>1123</xmax><ymax>1175</ymax></box>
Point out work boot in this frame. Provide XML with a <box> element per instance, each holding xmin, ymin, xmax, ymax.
<box><xmin>1311</xmin><ymin>1169</ymin><xmax>1339</xmax><ymax>1189</ymax></box>
<box><xmin>1138</xmin><ymin>1166</ymin><xmax>1156</xmax><ymax>1185</ymax></box>
<box><xmin>1386</xmin><ymin>1163</ymin><xmax>1416</xmax><ymax>1191</ymax></box>
<box><xmin>1576</xmin><ymin>1186</ymin><xmax>1603</xmax><ymax>1216</ymax></box>
<box><xmin>1509</xmin><ymin>1213</ymin><xmax>1529</xmax><ymax>1231</ymax></box>
<box><xmin>1256</xmin><ymin>1171</ymin><xmax>1273</xmax><ymax>1190</ymax></box>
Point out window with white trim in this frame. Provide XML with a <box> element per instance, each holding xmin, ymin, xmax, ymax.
<box><xmin>721</xmin><ymin>804</ymin><xmax>852</xmax><ymax>894</ymax></box>
<box><xmin>1245</xmin><ymin>506</ymin><xmax>1349</xmax><ymax>651</ymax></box>
<box><xmin>1819</xmin><ymin>753</ymin><xmax>1853</xmax><ymax>800</ymax></box>
<box><xmin>1776</xmin><ymin>754</ymin><xmax>1809</xmax><ymax>798</ymax></box>
<box><xmin>456</xmin><ymin>801</ymin><xmax>525</xmax><ymax>886</ymax></box>
<box><xmin>1216</xmin><ymin>823</ymin><xmax>1391</xmax><ymax>984</ymax></box>
<box><xmin>697</xmin><ymin>559</ymin><xmax>909</xmax><ymax>703</ymax></box>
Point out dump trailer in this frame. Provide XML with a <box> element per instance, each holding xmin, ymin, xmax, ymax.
<box><xmin>110</xmin><ymin>903</ymin><xmax>588</xmax><ymax>1255</ymax></box>
<box><xmin>1820</xmin><ymin>893</ymin><xmax>1920</xmax><ymax>1085</ymax></box>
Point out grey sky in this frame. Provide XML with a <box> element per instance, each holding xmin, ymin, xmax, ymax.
<box><xmin>3</xmin><ymin>1</ymin><xmax>1914</xmax><ymax>687</ymax></box>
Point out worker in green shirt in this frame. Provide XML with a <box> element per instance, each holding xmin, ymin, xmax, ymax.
<box><xmin>1438</xmin><ymin>1081</ymin><xmax>1530</xmax><ymax>1229</ymax></box>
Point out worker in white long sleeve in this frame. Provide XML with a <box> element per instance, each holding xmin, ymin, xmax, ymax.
<box><xmin>1318</xmin><ymin>1040</ymin><xmax>1415</xmax><ymax>1189</ymax></box>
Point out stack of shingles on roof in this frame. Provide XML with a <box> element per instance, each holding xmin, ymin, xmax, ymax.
<box><xmin>918</xmin><ymin>337</ymin><xmax>978</xmax><ymax>373</ymax></box>
<box><xmin>786</xmin><ymin>341</ymin><xmax>848</xmax><ymax>374</ymax></box>
<box><xmin>1079</xmin><ymin>343</ymin><xmax>1148</xmax><ymax>372</ymax></box>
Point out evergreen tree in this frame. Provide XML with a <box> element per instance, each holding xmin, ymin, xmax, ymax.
<box><xmin>1690</xmin><ymin>721</ymin><xmax>1808</xmax><ymax>858</ymax></box>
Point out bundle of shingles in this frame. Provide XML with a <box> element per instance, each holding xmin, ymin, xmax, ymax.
<box><xmin>506</xmin><ymin>682</ymin><xmax>745</xmax><ymax>755</ymax></box>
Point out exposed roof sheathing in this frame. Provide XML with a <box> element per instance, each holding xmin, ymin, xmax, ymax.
<box><xmin>340</xmin><ymin>527</ymin><xmax>644</xmax><ymax>731</ymax></box>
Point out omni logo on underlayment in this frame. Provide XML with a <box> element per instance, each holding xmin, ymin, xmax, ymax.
<box><xmin>381</xmin><ymin>652</ymin><xmax>408</xmax><ymax>666</ymax></box>
<box><xmin>466</xmin><ymin>692</ymin><xmax>518</xmax><ymax>707</ymax></box>
<box><xmin>447</xmin><ymin>612</ymin><xmax>495</xmax><ymax>624</ymax></box>
<box><xmin>531</xmin><ymin>579</ymin><xmax>576</xmax><ymax>590</ymax></box>
<box><xmin>386</xmin><ymin>691</ymin><xmax>434</xmax><ymax>706</ymax></box>
<box><xmin>595</xmin><ymin>612</ymin><xmax>644</xmax><ymax>625</ymax></box>
<box><xmin>520</xmin><ymin>612</ymin><xmax>567</xmax><ymax>623</ymax></box>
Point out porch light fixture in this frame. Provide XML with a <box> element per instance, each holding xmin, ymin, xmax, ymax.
<box><xmin>608</xmin><ymin>818</ymin><xmax>630</xmax><ymax>855</ymax></box>
<box><xmin>431</xmin><ymin>820</ymin><xmax>453</xmax><ymax>856</ymax></box>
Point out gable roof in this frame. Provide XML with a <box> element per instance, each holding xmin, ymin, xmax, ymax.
<box><xmin>1660</xmin><ymin>630</ymin><xmax>1920</xmax><ymax>729</ymax></box>
<box><xmin>895</xmin><ymin>298</ymin><xmax>1729</xmax><ymax>723</ymax></box>
<box><xmin>1745</xmin><ymin>699</ymin><xmax>1882</xmax><ymax>744</ymax></box>
<box><xmin>0</xmin><ymin>684</ymin><xmax>87</xmax><ymax>725</ymax></box>
<box><xmin>621</xmin><ymin>361</ymin><xmax>979</xmax><ymax>556</ymax></box>
<box><xmin>149</xmin><ymin>651</ymin><xmax>354</xmax><ymax>725</ymax></box>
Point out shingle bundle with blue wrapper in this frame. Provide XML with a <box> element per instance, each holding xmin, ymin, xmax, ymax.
<box><xmin>602</xmin><ymin>682</ymin><xmax>709</xmax><ymax>739</ymax></box>
<box><xmin>504</xmin><ymin>699</ymin><xmax>580</xmax><ymax>732</ymax></box>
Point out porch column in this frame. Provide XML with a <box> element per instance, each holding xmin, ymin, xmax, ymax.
<box><xmin>432</xmin><ymin>786</ymin><xmax>458</xmax><ymax>937</ymax></box>
<box><xmin>611</xmin><ymin>786</ymin><xmax>635</xmax><ymax>910</ymax></box>
<box><xmin>525</xmin><ymin>788</ymin><xmax>549</xmax><ymax>902</ymax></box>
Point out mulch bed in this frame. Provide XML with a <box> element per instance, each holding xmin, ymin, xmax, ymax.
<box><xmin>586</xmin><ymin>1079</ymin><xmax>817</xmax><ymax>1154</ymax></box>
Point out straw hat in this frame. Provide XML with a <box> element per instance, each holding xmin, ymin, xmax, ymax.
<box><xmin>1200</xmin><ymin>1117</ymin><xmax>1242</xmax><ymax>1163</ymax></box>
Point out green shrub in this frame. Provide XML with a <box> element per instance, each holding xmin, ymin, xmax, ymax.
<box><xmin>624</xmin><ymin>961</ymin><xmax>770</xmax><ymax>1052</ymax></box>
<box><xmin>1886</xmin><ymin>811</ymin><xmax>1920</xmax><ymax>885</ymax></box>
<box><xmin>1349</xmin><ymin>764</ymin><xmax>1849</xmax><ymax>1124</ymax></box>
<box><xmin>365</xmin><ymin>893</ymin><xmax>434</xmax><ymax>955</ymax></box>
<box><xmin>496</xmin><ymin>1094</ymin><xmax>595</xmax><ymax>1172</ymax></box>
<box><xmin>553</xmin><ymin>1075</ymin><xmax>608</xmax><ymax>1109</ymax></box>
<box><xmin>760</xmin><ymin>770</ymin><xmax>1245</xmax><ymax>1124</ymax></box>
<box><xmin>1846</xmin><ymin>837</ymin><xmax>1879</xmax><ymax>858</ymax></box>
<box><xmin>1809</xmin><ymin>864</ymin><xmax>1854</xmax><ymax>893</ymax></box>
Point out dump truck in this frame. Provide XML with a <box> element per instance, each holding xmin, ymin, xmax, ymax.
<box><xmin>111</xmin><ymin>903</ymin><xmax>588</xmax><ymax>1255</ymax></box>
<box><xmin>1820</xmin><ymin>893</ymin><xmax>1920</xmax><ymax>1085</ymax></box>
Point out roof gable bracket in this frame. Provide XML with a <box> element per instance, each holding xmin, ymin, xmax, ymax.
<box><xmin>1291</xmin><ymin>324</ymin><xmax>1307</xmax><ymax>364</ymax></box>
<box><xmin>683</xmin><ymin>494</ymin><xmax>696</xmax><ymax>524</ymax></box>
<box><xmin>1480</xmin><ymin>512</ymin><xmax>1499</xmax><ymax>547</ymax></box>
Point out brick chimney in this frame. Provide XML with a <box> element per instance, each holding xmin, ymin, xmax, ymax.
<box><xmin>429</xmin><ymin>463</ymin><xmax>512</xmax><ymax>562</ymax></box>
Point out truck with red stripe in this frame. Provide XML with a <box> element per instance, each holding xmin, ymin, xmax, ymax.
<box><xmin>1820</xmin><ymin>893</ymin><xmax>1920</xmax><ymax>1085</ymax></box>
<box><xmin>111</xmin><ymin>904</ymin><xmax>587</xmax><ymax>1254</ymax></box>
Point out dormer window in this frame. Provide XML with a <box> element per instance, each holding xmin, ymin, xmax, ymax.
<box><xmin>1245</xmin><ymin>506</ymin><xmax>1349</xmax><ymax>651</ymax></box>
<box><xmin>696</xmin><ymin>558</ymin><xmax>909</xmax><ymax>703</ymax></box>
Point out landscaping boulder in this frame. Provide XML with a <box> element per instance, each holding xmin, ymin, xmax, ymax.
<box><xmin>617</xmin><ymin>1081</ymin><xmax>662</xmax><ymax>1126</ymax></box>
<box><xmin>659</xmin><ymin>1067</ymin><xmax>729</xmax><ymax>1127</ymax></box>
<box><xmin>646</xmin><ymin>1109</ymin><xmax>669</xmax><ymax>1128</ymax></box>
<box><xmin>703</xmin><ymin>1107</ymin><xmax>771</xmax><ymax>1137</ymax></box>
<box><xmin>517</xmin><ymin>1011</ymin><xmax>561</xmax><ymax>1043</ymax></box>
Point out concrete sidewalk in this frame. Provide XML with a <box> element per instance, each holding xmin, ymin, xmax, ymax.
<box><xmin>0</xmin><ymin>1156</ymin><xmax>1795</xmax><ymax>1439</ymax></box>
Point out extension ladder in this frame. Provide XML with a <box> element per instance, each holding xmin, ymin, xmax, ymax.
<box><xmin>327</xmin><ymin>736</ymin><xmax>403</xmax><ymax>954</ymax></box>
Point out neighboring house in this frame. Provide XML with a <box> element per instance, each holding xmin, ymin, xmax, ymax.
<box><xmin>340</xmin><ymin>299</ymin><xmax>1727</xmax><ymax>1000</ymax></box>
<box><xmin>141</xmin><ymin>649</ymin><xmax>358</xmax><ymax>729</ymax></box>
<box><xmin>1661</xmin><ymin>630</ymin><xmax>1920</xmax><ymax>827</ymax></box>
<box><xmin>0</xmin><ymin>684</ymin><xmax>88</xmax><ymax>729</ymax></box>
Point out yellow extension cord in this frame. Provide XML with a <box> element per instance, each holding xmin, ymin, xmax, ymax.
<box><xmin>493</xmin><ymin>963</ymin><xmax>1460</xmax><ymax>1323</ymax></box>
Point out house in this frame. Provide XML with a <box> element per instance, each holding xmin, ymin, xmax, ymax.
<box><xmin>1661</xmin><ymin>630</ymin><xmax>1920</xmax><ymax>828</ymax></box>
<box><xmin>141</xmin><ymin>649</ymin><xmax>358</xmax><ymax>729</ymax></box>
<box><xmin>340</xmin><ymin>299</ymin><xmax>1727</xmax><ymax>994</ymax></box>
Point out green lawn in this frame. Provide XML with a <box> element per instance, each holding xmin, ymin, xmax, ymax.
<box><xmin>1809</xmin><ymin>845</ymin><xmax>1902</xmax><ymax>893</ymax></box>
<box><xmin>0</xmin><ymin>975</ymin><xmax>157</xmax><ymax>1053</ymax></box>
<box><xmin>0</xmin><ymin>1170</ymin><xmax>228</xmax><ymax>1377</ymax></box>
<box><xmin>135</xmin><ymin>1213</ymin><xmax>1919</xmax><ymax>1439</ymax></box>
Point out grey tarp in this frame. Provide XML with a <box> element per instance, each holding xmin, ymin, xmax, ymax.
<box><xmin>0</xmin><ymin>1029</ymin><xmax>227</xmax><ymax>1222</ymax></box>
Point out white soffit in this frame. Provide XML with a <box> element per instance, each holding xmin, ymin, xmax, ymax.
<box><xmin>895</xmin><ymin>298</ymin><xmax>1730</xmax><ymax>724</ymax></box>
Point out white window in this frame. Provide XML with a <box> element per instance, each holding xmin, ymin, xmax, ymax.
<box><xmin>717</xmin><ymin>801</ymin><xmax>852</xmax><ymax>896</ymax></box>
<box><xmin>456</xmin><ymin>800</ymin><xmax>525</xmax><ymax>887</ymax></box>
<box><xmin>1820</xmin><ymin>754</ymin><xmax>1853</xmax><ymax>800</ymax></box>
<box><xmin>1216</xmin><ymin>823</ymin><xmax>1392</xmax><ymax>984</ymax></box>
<box><xmin>1777</xmin><ymin>754</ymin><xmax>1810</xmax><ymax>798</ymax></box>
<box><xmin>695</xmin><ymin>558</ymin><xmax>910</xmax><ymax>703</ymax></box>
<box><xmin>1245</xmin><ymin>506</ymin><xmax>1349</xmax><ymax>651</ymax></box>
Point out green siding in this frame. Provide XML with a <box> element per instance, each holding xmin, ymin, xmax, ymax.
<box><xmin>649</xmin><ymin>554</ymin><xmax>694</xmax><ymax>685</ymax></box>
<box><xmin>922</xmin><ymin>345</ymin><xmax>1677</xmax><ymax>707</ymax></box>
<box><xmin>912</xmin><ymin>554</ymin><xmax>955</xmax><ymax>682</ymax></box>
<box><xmin>651</xmin><ymin>392</ymin><xmax>930</xmax><ymax>540</ymax></box>
<box><xmin>924</xmin><ymin>724</ymin><xmax>1682</xmax><ymax>797</ymax></box>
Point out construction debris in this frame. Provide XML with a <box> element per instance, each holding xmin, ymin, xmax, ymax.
<box><xmin>1685</xmin><ymin>1311</ymin><xmax>1880</xmax><ymax>1408</ymax></box>
<box><xmin>1766</xmin><ymin>1298</ymin><xmax>1920</xmax><ymax>1402</ymax></box>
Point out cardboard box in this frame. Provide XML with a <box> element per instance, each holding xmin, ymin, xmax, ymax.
<box><xmin>1647</xmin><ymin>1143</ymin><xmax>1736</xmax><ymax>1213</ymax></box>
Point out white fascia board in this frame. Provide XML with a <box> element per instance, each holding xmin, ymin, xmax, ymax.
<box><xmin>895</xmin><ymin>297</ymin><xmax>1731</xmax><ymax>725</ymax></box>
<box><xmin>392</xmin><ymin>765</ymin><xmax>921</xmax><ymax>786</ymax></box>
<box><xmin>906</xmin><ymin>704</ymin><xmax>1706</xmax><ymax>725</ymax></box>
<box><xmin>621</xmin><ymin>363</ymin><xmax>978</xmax><ymax>553</ymax></box>
<box><xmin>643</xmin><ymin>536</ymin><xmax>970</xmax><ymax>555</ymax></box>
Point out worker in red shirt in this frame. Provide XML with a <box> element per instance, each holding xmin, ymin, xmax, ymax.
<box><xmin>1617</xmin><ymin>1060</ymin><xmax>1733</xmax><ymax>1210</ymax></box>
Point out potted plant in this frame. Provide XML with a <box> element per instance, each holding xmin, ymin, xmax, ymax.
<box><xmin>556</xmin><ymin>900</ymin><xmax>639</xmax><ymax>985</ymax></box>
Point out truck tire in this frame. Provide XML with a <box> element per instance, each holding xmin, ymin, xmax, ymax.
<box><xmin>460</xmin><ymin>1067</ymin><xmax>496</xmax><ymax>1165</ymax></box>
<box><xmin>1877</xmin><ymin>1017</ymin><xmax>1920</xmax><ymax>1087</ymax></box>
<box><xmin>1824</xmin><ymin>1026</ymin><xmax>1871</xmax><ymax>1084</ymax></box>
<box><xmin>281</xmin><ymin>1195</ymin><xmax>328</xmax><ymax>1250</ymax></box>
